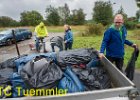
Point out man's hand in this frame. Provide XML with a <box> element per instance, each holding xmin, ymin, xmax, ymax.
<box><xmin>64</xmin><ymin>40</ymin><xmax>67</xmax><ymax>43</ymax></box>
<box><xmin>132</xmin><ymin>44</ymin><xmax>137</xmax><ymax>49</ymax></box>
<box><xmin>99</xmin><ymin>53</ymin><xmax>104</xmax><ymax>59</ymax></box>
<box><xmin>45</xmin><ymin>35</ymin><xmax>49</xmax><ymax>37</ymax></box>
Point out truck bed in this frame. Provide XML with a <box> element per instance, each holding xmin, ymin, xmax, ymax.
<box><xmin>7</xmin><ymin>57</ymin><xmax>137</xmax><ymax>100</ymax></box>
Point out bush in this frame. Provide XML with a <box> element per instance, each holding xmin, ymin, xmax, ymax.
<box><xmin>125</xmin><ymin>21</ymin><xmax>136</xmax><ymax>29</ymax></box>
<box><xmin>136</xmin><ymin>24</ymin><xmax>140</xmax><ymax>29</ymax></box>
<box><xmin>82</xmin><ymin>23</ymin><xmax>104</xmax><ymax>36</ymax></box>
<box><xmin>132</xmin><ymin>30</ymin><xmax>140</xmax><ymax>40</ymax></box>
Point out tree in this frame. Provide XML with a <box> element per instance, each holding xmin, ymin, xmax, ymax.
<box><xmin>136</xmin><ymin>9</ymin><xmax>140</xmax><ymax>21</ymax></box>
<box><xmin>70</xmin><ymin>8</ymin><xmax>86</xmax><ymax>25</ymax></box>
<box><xmin>57</xmin><ymin>3</ymin><xmax>70</xmax><ymax>24</ymax></box>
<box><xmin>116</xmin><ymin>6</ymin><xmax>127</xmax><ymax>21</ymax></box>
<box><xmin>136</xmin><ymin>0</ymin><xmax>140</xmax><ymax>22</ymax></box>
<box><xmin>0</xmin><ymin>16</ymin><xmax>19</xmax><ymax>27</ymax></box>
<box><xmin>136</xmin><ymin>0</ymin><xmax>140</xmax><ymax>7</ymax></box>
<box><xmin>20</xmin><ymin>10</ymin><xmax>43</xmax><ymax>26</ymax></box>
<box><xmin>45</xmin><ymin>5</ymin><xmax>60</xmax><ymax>25</ymax></box>
<box><xmin>93</xmin><ymin>1</ymin><xmax>113</xmax><ymax>26</ymax></box>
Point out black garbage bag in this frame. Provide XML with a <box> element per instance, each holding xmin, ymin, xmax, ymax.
<box><xmin>0</xmin><ymin>68</ymin><xmax>14</xmax><ymax>79</ymax></box>
<box><xmin>0</xmin><ymin>54</ymin><xmax>27</xmax><ymax>70</ymax></box>
<box><xmin>72</xmin><ymin>66</ymin><xmax>111</xmax><ymax>90</ymax></box>
<box><xmin>57</xmin><ymin>48</ymin><xmax>99</xmax><ymax>67</ymax></box>
<box><xmin>0</xmin><ymin>68</ymin><xmax>14</xmax><ymax>98</ymax></box>
<box><xmin>50</xmin><ymin>36</ymin><xmax>64</xmax><ymax>52</ymax></box>
<box><xmin>0</xmin><ymin>57</ymin><xmax>20</xmax><ymax>98</ymax></box>
<box><xmin>125</xmin><ymin>48</ymin><xmax>139</xmax><ymax>81</ymax></box>
<box><xmin>20</xmin><ymin>56</ymin><xmax>63</xmax><ymax>89</ymax></box>
<box><xmin>10</xmin><ymin>73</ymin><xmax>27</xmax><ymax>98</ymax></box>
<box><xmin>0</xmin><ymin>57</ymin><xmax>17</xmax><ymax>70</ymax></box>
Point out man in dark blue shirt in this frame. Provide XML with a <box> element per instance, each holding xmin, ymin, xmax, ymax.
<box><xmin>99</xmin><ymin>14</ymin><xmax>137</xmax><ymax>71</ymax></box>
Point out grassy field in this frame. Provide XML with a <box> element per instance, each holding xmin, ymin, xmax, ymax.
<box><xmin>0</xmin><ymin>25</ymin><xmax>86</xmax><ymax>33</ymax></box>
<box><xmin>73</xmin><ymin>29</ymin><xmax>140</xmax><ymax>69</ymax></box>
<box><xmin>0</xmin><ymin>25</ymin><xmax>139</xmax><ymax>68</ymax></box>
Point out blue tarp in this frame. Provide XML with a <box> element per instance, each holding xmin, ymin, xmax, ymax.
<box><xmin>58</xmin><ymin>66</ymin><xmax>85</xmax><ymax>93</ymax></box>
<box><xmin>14</xmin><ymin>52</ymin><xmax>57</xmax><ymax>73</ymax></box>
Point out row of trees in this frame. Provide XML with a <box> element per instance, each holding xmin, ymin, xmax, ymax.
<box><xmin>0</xmin><ymin>1</ymin><xmax>139</xmax><ymax>27</ymax></box>
<box><xmin>0</xmin><ymin>3</ymin><xmax>86</xmax><ymax>27</ymax></box>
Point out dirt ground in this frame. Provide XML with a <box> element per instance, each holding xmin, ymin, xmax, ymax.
<box><xmin>0</xmin><ymin>32</ymin><xmax>64</xmax><ymax>62</ymax></box>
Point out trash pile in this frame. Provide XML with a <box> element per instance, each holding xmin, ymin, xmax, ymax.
<box><xmin>0</xmin><ymin>48</ymin><xmax>111</xmax><ymax>98</ymax></box>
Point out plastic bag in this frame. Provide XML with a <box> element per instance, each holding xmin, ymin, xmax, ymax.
<box><xmin>57</xmin><ymin>48</ymin><xmax>99</xmax><ymax>67</ymax></box>
<box><xmin>125</xmin><ymin>48</ymin><xmax>139</xmax><ymax>81</ymax></box>
<box><xmin>58</xmin><ymin>66</ymin><xmax>85</xmax><ymax>93</ymax></box>
<box><xmin>10</xmin><ymin>73</ymin><xmax>27</xmax><ymax>97</ymax></box>
<box><xmin>20</xmin><ymin>56</ymin><xmax>63</xmax><ymax>89</ymax></box>
<box><xmin>72</xmin><ymin>67</ymin><xmax>111</xmax><ymax>90</ymax></box>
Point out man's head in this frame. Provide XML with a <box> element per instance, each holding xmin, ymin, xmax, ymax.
<box><xmin>114</xmin><ymin>14</ymin><xmax>124</xmax><ymax>29</ymax></box>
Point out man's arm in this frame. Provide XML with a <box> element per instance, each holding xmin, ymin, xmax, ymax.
<box><xmin>124</xmin><ymin>40</ymin><xmax>133</xmax><ymax>46</ymax></box>
<box><xmin>100</xmin><ymin>29</ymin><xmax>111</xmax><ymax>53</ymax></box>
<box><xmin>66</xmin><ymin>31</ymin><xmax>73</xmax><ymax>43</ymax></box>
<box><xmin>45</xmin><ymin>27</ymin><xmax>49</xmax><ymax>37</ymax></box>
<box><xmin>125</xmin><ymin>40</ymin><xmax>137</xmax><ymax>48</ymax></box>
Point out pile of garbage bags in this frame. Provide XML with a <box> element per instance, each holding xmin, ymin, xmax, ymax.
<box><xmin>0</xmin><ymin>48</ymin><xmax>111</xmax><ymax>98</ymax></box>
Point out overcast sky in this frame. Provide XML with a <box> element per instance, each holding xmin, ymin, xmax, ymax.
<box><xmin>0</xmin><ymin>0</ymin><xmax>139</xmax><ymax>21</ymax></box>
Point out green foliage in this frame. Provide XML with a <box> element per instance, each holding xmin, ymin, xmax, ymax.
<box><xmin>136</xmin><ymin>24</ymin><xmax>140</xmax><ymax>28</ymax></box>
<box><xmin>93</xmin><ymin>1</ymin><xmax>113</xmax><ymax>26</ymax></box>
<box><xmin>136</xmin><ymin>9</ymin><xmax>140</xmax><ymax>21</ymax></box>
<box><xmin>82</xmin><ymin>23</ymin><xmax>104</xmax><ymax>36</ymax></box>
<box><xmin>125</xmin><ymin>21</ymin><xmax>136</xmax><ymax>29</ymax></box>
<box><xmin>136</xmin><ymin>0</ymin><xmax>140</xmax><ymax>8</ymax></box>
<box><xmin>57</xmin><ymin>3</ymin><xmax>70</xmax><ymax>25</ymax></box>
<box><xmin>69</xmin><ymin>8</ymin><xmax>86</xmax><ymax>25</ymax></box>
<box><xmin>20</xmin><ymin>10</ymin><xmax>43</xmax><ymax>26</ymax></box>
<box><xmin>46</xmin><ymin>5</ymin><xmax>60</xmax><ymax>25</ymax></box>
<box><xmin>0</xmin><ymin>16</ymin><xmax>19</xmax><ymax>27</ymax></box>
<box><xmin>131</xmin><ymin>30</ymin><xmax>140</xmax><ymax>39</ymax></box>
<box><xmin>46</xmin><ymin>5</ymin><xmax>85</xmax><ymax>25</ymax></box>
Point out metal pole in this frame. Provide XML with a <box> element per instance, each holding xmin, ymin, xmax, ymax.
<box><xmin>12</xmin><ymin>30</ymin><xmax>20</xmax><ymax>57</ymax></box>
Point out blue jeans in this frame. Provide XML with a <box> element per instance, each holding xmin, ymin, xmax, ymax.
<box><xmin>35</xmin><ymin>37</ymin><xmax>46</xmax><ymax>52</ymax></box>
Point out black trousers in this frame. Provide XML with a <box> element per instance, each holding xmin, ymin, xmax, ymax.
<box><xmin>65</xmin><ymin>42</ymin><xmax>73</xmax><ymax>50</ymax></box>
<box><xmin>106</xmin><ymin>56</ymin><xmax>124</xmax><ymax>71</ymax></box>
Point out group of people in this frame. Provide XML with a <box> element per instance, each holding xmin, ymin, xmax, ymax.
<box><xmin>34</xmin><ymin>22</ymin><xmax>73</xmax><ymax>52</ymax></box>
<box><xmin>34</xmin><ymin>13</ymin><xmax>138</xmax><ymax>72</ymax></box>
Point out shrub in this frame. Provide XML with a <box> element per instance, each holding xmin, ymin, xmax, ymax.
<box><xmin>136</xmin><ymin>24</ymin><xmax>140</xmax><ymax>28</ymax></box>
<box><xmin>125</xmin><ymin>21</ymin><xmax>136</xmax><ymax>29</ymax></box>
<box><xmin>83</xmin><ymin>23</ymin><xmax>104</xmax><ymax>36</ymax></box>
<box><xmin>132</xmin><ymin>30</ymin><xmax>140</xmax><ymax>40</ymax></box>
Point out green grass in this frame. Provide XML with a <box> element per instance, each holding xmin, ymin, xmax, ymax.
<box><xmin>0</xmin><ymin>26</ymin><xmax>139</xmax><ymax>68</ymax></box>
<box><xmin>0</xmin><ymin>25</ymin><xmax>86</xmax><ymax>33</ymax></box>
<box><xmin>73</xmin><ymin>30</ymin><xmax>140</xmax><ymax>69</ymax></box>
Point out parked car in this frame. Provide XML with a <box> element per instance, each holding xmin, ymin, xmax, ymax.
<box><xmin>0</xmin><ymin>28</ymin><xmax>32</xmax><ymax>45</ymax></box>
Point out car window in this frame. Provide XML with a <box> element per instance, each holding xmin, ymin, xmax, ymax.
<box><xmin>0</xmin><ymin>30</ymin><xmax>12</xmax><ymax>36</ymax></box>
<box><xmin>14</xmin><ymin>29</ymin><xmax>20</xmax><ymax>34</ymax></box>
<box><xmin>19</xmin><ymin>29</ymin><xmax>27</xmax><ymax>32</ymax></box>
<box><xmin>0</xmin><ymin>34</ymin><xmax>5</xmax><ymax>37</ymax></box>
